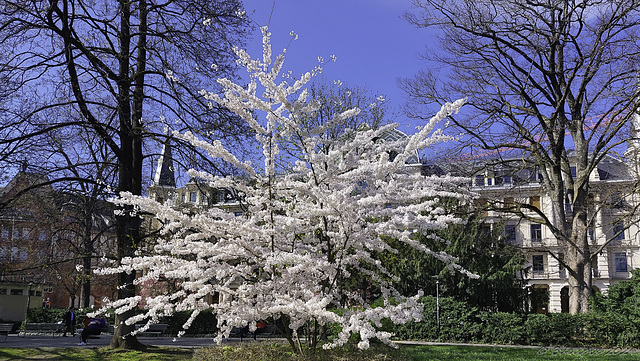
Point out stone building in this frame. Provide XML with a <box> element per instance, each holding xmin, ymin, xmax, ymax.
<box><xmin>0</xmin><ymin>171</ymin><xmax>117</xmax><ymax>321</ymax></box>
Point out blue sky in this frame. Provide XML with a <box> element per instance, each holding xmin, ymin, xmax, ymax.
<box><xmin>241</xmin><ymin>0</ymin><xmax>435</xmax><ymax>134</ymax></box>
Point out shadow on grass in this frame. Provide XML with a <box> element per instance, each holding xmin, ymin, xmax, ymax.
<box><xmin>0</xmin><ymin>346</ymin><xmax>194</xmax><ymax>361</ymax></box>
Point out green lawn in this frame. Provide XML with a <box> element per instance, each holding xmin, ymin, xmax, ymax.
<box><xmin>405</xmin><ymin>345</ymin><xmax>639</xmax><ymax>361</ymax></box>
<box><xmin>0</xmin><ymin>344</ymin><xmax>637</xmax><ymax>360</ymax></box>
<box><xmin>0</xmin><ymin>346</ymin><xmax>194</xmax><ymax>361</ymax></box>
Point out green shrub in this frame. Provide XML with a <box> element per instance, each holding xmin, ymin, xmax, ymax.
<box><xmin>193</xmin><ymin>342</ymin><xmax>411</xmax><ymax>361</ymax></box>
<box><xmin>548</xmin><ymin>313</ymin><xmax>585</xmax><ymax>346</ymax></box>
<box><xmin>392</xmin><ymin>296</ymin><xmax>480</xmax><ymax>342</ymax></box>
<box><xmin>586</xmin><ymin>270</ymin><xmax>640</xmax><ymax>347</ymax></box>
<box><xmin>583</xmin><ymin>311</ymin><xmax>638</xmax><ymax>347</ymax></box>
<box><xmin>523</xmin><ymin>313</ymin><xmax>553</xmax><ymax>345</ymax></box>
<box><xmin>160</xmin><ymin>309</ymin><xmax>217</xmax><ymax>336</ymax></box>
<box><xmin>26</xmin><ymin>307</ymin><xmax>67</xmax><ymax>323</ymax></box>
<box><xmin>24</xmin><ymin>307</ymin><xmax>111</xmax><ymax>325</ymax></box>
<box><xmin>478</xmin><ymin>312</ymin><xmax>524</xmax><ymax>344</ymax></box>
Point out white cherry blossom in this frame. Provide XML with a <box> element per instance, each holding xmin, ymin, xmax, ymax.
<box><xmin>95</xmin><ymin>27</ymin><xmax>473</xmax><ymax>354</ymax></box>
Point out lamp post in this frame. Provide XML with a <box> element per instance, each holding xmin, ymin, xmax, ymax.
<box><xmin>432</xmin><ymin>276</ymin><xmax>440</xmax><ymax>337</ymax></box>
<box><xmin>436</xmin><ymin>279</ymin><xmax>440</xmax><ymax>335</ymax></box>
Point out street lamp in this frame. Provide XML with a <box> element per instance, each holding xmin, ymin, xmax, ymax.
<box><xmin>436</xmin><ymin>279</ymin><xmax>440</xmax><ymax>334</ymax></box>
<box><xmin>432</xmin><ymin>276</ymin><xmax>440</xmax><ymax>336</ymax></box>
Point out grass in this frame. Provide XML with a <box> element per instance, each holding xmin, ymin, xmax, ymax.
<box><xmin>0</xmin><ymin>344</ymin><xmax>637</xmax><ymax>360</ymax></box>
<box><xmin>404</xmin><ymin>345</ymin><xmax>640</xmax><ymax>361</ymax></box>
<box><xmin>0</xmin><ymin>346</ymin><xmax>193</xmax><ymax>361</ymax></box>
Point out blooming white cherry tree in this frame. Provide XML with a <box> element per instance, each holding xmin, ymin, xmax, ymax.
<box><xmin>97</xmin><ymin>27</ymin><xmax>473</xmax><ymax>354</ymax></box>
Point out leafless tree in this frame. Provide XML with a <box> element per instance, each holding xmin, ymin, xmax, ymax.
<box><xmin>403</xmin><ymin>0</ymin><xmax>640</xmax><ymax>313</ymax></box>
<box><xmin>0</xmin><ymin>0</ymin><xmax>251</xmax><ymax>348</ymax></box>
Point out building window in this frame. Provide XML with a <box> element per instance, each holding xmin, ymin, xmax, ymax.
<box><xmin>495</xmin><ymin>173</ymin><xmax>512</xmax><ymax>185</ymax></box>
<box><xmin>0</xmin><ymin>288</ymin><xmax>6</xmax><ymax>295</ymax></box>
<box><xmin>615</xmin><ymin>253</ymin><xmax>627</xmax><ymax>272</ymax></box>
<box><xmin>530</xmin><ymin>196</ymin><xmax>541</xmax><ymax>209</ymax></box>
<box><xmin>39</xmin><ymin>231</ymin><xmax>47</xmax><ymax>242</ymax></box>
<box><xmin>475</xmin><ymin>175</ymin><xmax>485</xmax><ymax>186</ymax></box>
<box><xmin>12</xmin><ymin>227</ymin><xmax>19</xmax><ymax>239</ymax></box>
<box><xmin>0</xmin><ymin>228</ymin><xmax>7</xmax><ymax>239</ymax></box>
<box><xmin>190</xmin><ymin>191</ymin><xmax>197</xmax><ymax>203</ymax></box>
<box><xmin>612</xmin><ymin>222</ymin><xmax>625</xmax><ymax>241</ymax></box>
<box><xmin>532</xmin><ymin>255</ymin><xmax>544</xmax><ymax>273</ymax></box>
<box><xmin>201</xmin><ymin>194</ymin><xmax>207</xmax><ymax>204</ymax></box>
<box><xmin>181</xmin><ymin>193</ymin><xmax>185</xmax><ymax>203</ymax></box>
<box><xmin>587</xmin><ymin>226</ymin><xmax>595</xmax><ymax>242</ymax></box>
<box><xmin>10</xmin><ymin>289</ymin><xmax>23</xmax><ymax>296</ymax></box>
<box><xmin>530</xmin><ymin>224</ymin><xmax>542</xmax><ymax>243</ymax></box>
<box><xmin>504</xmin><ymin>225</ymin><xmax>516</xmax><ymax>243</ymax></box>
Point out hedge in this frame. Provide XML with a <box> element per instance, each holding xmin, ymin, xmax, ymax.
<box><xmin>385</xmin><ymin>295</ymin><xmax>640</xmax><ymax>348</ymax></box>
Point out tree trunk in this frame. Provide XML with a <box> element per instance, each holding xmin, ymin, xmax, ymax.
<box><xmin>109</xmin><ymin>0</ymin><xmax>145</xmax><ymax>349</ymax></box>
<box><xmin>567</xmin><ymin>248</ymin><xmax>592</xmax><ymax>314</ymax></box>
<box><xmin>82</xmin><ymin>209</ymin><xmax>94</xmax><ymax>308</ymax></box>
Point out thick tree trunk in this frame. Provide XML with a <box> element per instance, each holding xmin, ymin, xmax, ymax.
<box><xmin>109</xmin><ymin>0</ymin><xmax>145</xmax><ymax>349</ymax></box>
<box><xmin>82</xmin><ymin>260</ymin><xmax>91</xmax><ymax>308</ymax></box>
<box><xmin>109</xmin><ymin>153</ymin><xmax>144</xmax><ymax>349</ymax></box>
<box><xmin>567</xmin><ymin>248</ymin><xmax>592</xmax><ymax>314</ymax></box>
<box><xmin>82</xmin><ymin>210</ymin><xmax>94</xmax><ymax>309</ymax></box>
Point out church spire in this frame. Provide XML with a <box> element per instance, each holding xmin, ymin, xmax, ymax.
<box><xmin>154</xmin><ymin>138</ymin><xmax>176</xmax><ymax>187</ymax></box>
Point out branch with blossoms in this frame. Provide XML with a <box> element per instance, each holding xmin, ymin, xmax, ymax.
<box><xmin>95</xmin><ymin>26</ymin><xmax>473</xmax><ymax>355</ymax></box>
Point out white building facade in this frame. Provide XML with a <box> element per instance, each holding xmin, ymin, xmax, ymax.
<box><xmin>466</xmin><ymin>152</ymin><xmax>639</xmax><ymax>313</ymax></box>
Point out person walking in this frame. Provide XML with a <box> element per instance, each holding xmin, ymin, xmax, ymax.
<box><xmin>62</xmin><ymin>306</ymin><xmax>76</xmax><ymax>337</ymax></box>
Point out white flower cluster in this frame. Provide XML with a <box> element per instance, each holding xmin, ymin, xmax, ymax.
<box><xmin>165</xmin><ymin>70</ymin><xmax>179</xmax><ymax>83</ymax></box>
<box><xmin>97</xmin><ymin>27</ymin><xmax>472</xmax><ymax>351</ymax></box>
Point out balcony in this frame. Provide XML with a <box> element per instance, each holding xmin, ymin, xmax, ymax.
<box><xmin>531</xmin><ymin>270</ymin><xmax>550</xmax><ymax>279</ymax></box>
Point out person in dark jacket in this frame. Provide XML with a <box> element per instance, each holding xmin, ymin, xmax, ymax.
<box><xmin>62</xmin><ymin>306</ymin><xmax>75</xmax><ymax>337</ymax></box>
<box><xmin>77</xmin><ymin>317</ymin><xmax>105</xmax><ymax>345</ymax></box>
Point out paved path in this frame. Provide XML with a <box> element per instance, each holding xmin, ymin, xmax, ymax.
<box><xmin>0</xmin><ymin>334</ymin><xmax>250</xmax><ymax>349</ymax></box>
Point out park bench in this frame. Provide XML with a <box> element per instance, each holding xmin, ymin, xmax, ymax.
<box><xmin>21</xmin><ymin>322</ymin><xmax>64</xmax><ymax>337</ymax></box>
<box><xmin>135</xmin><ymin>323</ymin><xmax>168</xmax><ymax>337</ymax></box>
<box><xmin>0</xmin><ymin>323</ymin><xmax>14</xmax><ymax>342</ymax></box>
<box><xmin>83</xmin><ymin>323</ymin><xmax>114</xmax><ymax>339</ymax></box>
<box><xmin>229</xmin><ymin>323</ymin><xmax>277</xmax><ymax>341</ymax></box>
